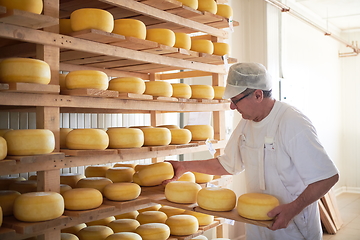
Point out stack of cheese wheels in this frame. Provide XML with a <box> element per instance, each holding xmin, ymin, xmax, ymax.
<box><xmin>171</xmin><ymin>83</ymin><xmax>192</xmax><ymax>99</ymax></box>
<box><xmin>184</xmin><ymin>125</ymin><xmax>214</xmax><ymax>141</ymax></box>
<box><xmin>106</xmin><ymin>167</ymin><xmax>135</xmax><ymax>182</ymax></box>
<box><xmin>107</xmin><ymin>127</ymin><xmax>144</xmax><ymax>149</ymax></box>
<box><xmin>138</xmin><ymin>204</ymin><xmax>161</xmax><ymax>213</ymax></box>
<box><xmin>183</xmin><ymin>210</ymin><xmax>214</xmax><ymax>226</ymax></box>
<box><xmin>191</xmin><ymin>39</ymin><xmax>214</xmax><ymax>54</ymax></box>
<box><xmin>75</xmin><ymin>177</ymin><xmax>113</xmax><ymax>194</ymax></box>
<box><xmin>146</xmin><ymin>29</ymin><xmax>176</xmax><ymax>47</ymax></box>
<box><xmin>0</xmin><ymin>176</ymin><xmax>25</xmax><ymax>190</ymax></box>
<box><xmin>174</xmin><ymin>32</ymin><xmax>191</xmax><ymax>50</ymax></box>
<box><xmin>87</xmin><ymin>216</ymin><xmax>115</xmax><ymax>226</ymax></box>
<box><xmin>66</xmin><ymin>129</ymin><xmax>109</xmax><ymax>150</ymax></box>
<box><xmin>216</xmin><ymin>4</ymin><xmax>233</xmax><ymax>18</ymax></box>
<box><xmin>135</xmin><ymin>223</ymin><xmax>170</xmax><ymax>240</ymax></box>
<box><xmin>114</xmin><ymin>210</ymin><xmax>139</xmax><ymax>219</ymax></box>
<box><xmin>107</xmin><ymin>218</ymin><xmax>140</xmax><ymax>232</ymax></box>
<box><xmin>0</xmin><ymin>129</ymin><xmax>12</xmax><ymax>137</ymax></box>
<box><xmin>103</xmin><ymin>182</ymin><xmax>141</xmax><ymax>201</ymax></box>
<box><xmin>165</xmin><ymin>215</ymin><xmax>199</xmax><ymax>236</ymax></box>
<box><xmin>192</xmin><ymin>172</ymin><xmax>214</xmax><ymax>183</ymax></box>
<box><xmin>60</xmin><ymin>184</ymin><xmax>72</xmax><ymax>195</ymax></box>
<box><xmin>0</xmin><ymin>137</ymin><xmax>6</xmax><ymax>160</ymax></box>
<box><xmin>177</xmin><ymin>0</ymin><xmax>198</xmax><ymax>9</ymax></box>
<box><xmin>70</xmin><ymin>8</ymin><xmax>114</xmax><ymax>32</ymax></box>
<box><xmin>213</xmin><ymin>86</ymin><xmax>225</xmax><ymax>100</ymax></box>
<box><xmin>108</xmin><ymin>77</ymin><xmax>146</xmax><ymax>94</ymax></box>
<box><xmin>0</xmin><ymin>58</ymin><xmax>51</xmax><ymax>84</ymax></box>
<box><xmin>137</xmin><ymin>162</ymin><xmax>174</xmax><ymax>186</ymax></box>
<box><xmin>59</xmin><ymin>19</ymin><xmax>73</xmax><ymax>35</ymax></box>
<box><xmin>136</xmin><ymin>210</ymin><xmax>167</xmax><ymax>224</ymax></box>
<box><xmin>62</xmin><ymin>223</ymin><xmax>87</xmax><ymax>235</ymax></box>
<box><xmin>159</xmin><ymin>205</ymin><xmax>185</xmax><ymax>217</ymax></box>
<box><xmin>65</xmin><ymin>70</ymin><xmax>109</xmax><ymax>90</ymax></box>
<box><xmin>62</xmin><ymin>188</ymin><xmax>103</xmax><ymax>210</ymax></box>
<box><xmin>113</xmin><ymin>19</ymin><xmax>147</xmax><ymax>40</ymax></box>
<box><xmin>85</xmin><ymin>165</ymin><xmax>111</xmax><ymax>177</ymax></box>
<box><xmin>60</xmin><ymin>173</ymin><xmax>85</xmax><ymax>188</ymax></box>
<box><xmin>3</xmin><ymin>129</ymin><xmax>55</xmax><ymax>156</ymax></box>
<box><xmin>106</xmin><ymin>232</ymin><xmax>142</xmax><ymax>240</ymax></box>
<box><xmin>237</xmin><ymin>193</ymin><xmax>280</xmax><ymax>220</ymax></box>
<box><xmin>144</xmin><ymin>81</ymin><xmax>173</xmax><ymax>97</ymax></box>
<box><xmin>77</xmin><ymin>226</ymin><xmax>114</xmax><ymax>240</ymax></box>
<box><xmin>190</xmin><ymin>85</ymin><xmax>215</xmax><ymax>100</ymax></box>
<box><xmin>60</xmin><ymin>233</ymin><xmax>78</xmax><ymax>240</ymax></box>
<box><xmin>0</xmin><ymin>0</ymin><xmax>43</xmax><ymax>14</ymax></box>
<box><xmin>60</xmin><ymin>128</ymin><xmax>73</xmax><ymax>149</ymax></box>
<box><xmin>165</xmin><ymin>181</ymin><xmax>201</xmax><ymax>204</ymax></box>
<box><xmin>212</xmin><ymin>42</ymin><xmax>230</xmax><ymax>56</ymax></box>
<box><xmin>197</xmin><ymin>0</ymin><xmax>217</xmax><ymax>13</ymax></box>
<box><xmin>177</xmin><ymin>172</ymin><xmax>196</xmax><ymax>182</ymax></box>
<box><xmin>141</xmin><ymin>127</ymin><xmax>171</xmax><ymax>146</ymax></box>
<box><xmin>13</xmin><ymin>192</ymin><xmax>64</xmax><ymax>222</ymax></box>
<box><xmin>170</xmin><ymin>128</ymin><xmax>192</xmax><ymax>145</ymax></box>
<box><xmin>0</xmin><ymin>190</ymin><xmax>21</xmax><ymax>216</ymax></box>
<box><xmin>9</xmin><ymin>180</ymin><xmax>37</xmax><ymax>193</ymax></box>
<box><xmin>197</xmin><ymin>187</ymin><xmax>236</xmax><ymax>211</ymax></box>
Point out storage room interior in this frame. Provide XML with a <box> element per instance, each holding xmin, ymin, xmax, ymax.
<box><xmin>0</xmin><ymin>0</ymin><xmax>360</xmax><ymax>240</ymax></box>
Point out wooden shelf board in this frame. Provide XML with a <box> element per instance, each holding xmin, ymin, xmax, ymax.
<box><xmin>103</xmin><ymin>195</ymin><xmax>153</xmax><ymax>211</ymax></box>
<box><xmin>139</xmin><ymin>0</ymin><xmax>183</xmax><ymax>10</ymax></box>
<box><xmin>63</xmin><ymin>204</ymin><xmax>116</xmax><ymax>218</ymax></box>
<box><xmin>0</xmin><ymin>227</ymin><xmax>16</xmax><ymax>240</ymax></box>
<box><xmin>71</xmin><ymin>28</ymin><xmax>126</xmax><ymax>44</ymax></box>
<box><xmin>60</xmin><ymin>89</ymin><xmax>119</xmax><ymax>98</ymax></box>
<box><xmin>117</xmin><ymin>93</ymin><xmax>153</xmax><ymax>100</ymax></box>
<box><xmin>0</xmin><ymin>83</ymin><xmax>60</xmax><ymax>94</ymax></box>
<box><xmin>60</xmin><ymin>149</ymin><xmax>118</xmax><ymax>157</ymax></box>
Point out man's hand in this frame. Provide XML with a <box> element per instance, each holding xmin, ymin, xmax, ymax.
<box><xmin>267</xmin><ymin>202</ymin><xmax>301</xmax><ymax>231</ymax></box>
<box><xmin>162</xmin><ymin>160</ymin><xmax>187</xmax><ymax>185</ymax></box>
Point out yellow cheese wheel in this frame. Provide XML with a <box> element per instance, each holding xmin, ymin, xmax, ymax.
<box><xmin>114</xmin><ymin>210</ymin><xmax>139</xmax><ymax>219</ymax></box>
<box><xmin>60</xmin><ymin>184</ymin><xmax>72</xmax><ymax>195</ymax></box>
<box><xmin>192</xmin><ymin>172</ymin><xmax>214</xmax><ymax>183</ymax></box>
<box><xmin>108</xmin><ymin>77</ymin><xmax>145</xmax><ymax>94</ymax></box>
<box><xmin>0</xmin><ymin>0</ymin><xmax>43</xmax><ymax>14</ymax></box>
<box><xmin>138</xmin><ymin>162</ymin><xmax>174</xmax><ymax>186</ymax></box>
<box><xmin>171</xmin><ymin>83</ymin><xmax>192</xmax><ymax>99</ymax></box>
<box><xmin>106</xmin><ymin>167</ymin><xmax>135</xmax><ymax>183</ymax></box>
<box><xmin>0</xmin><ymin>176</ymin><xmax>25</xmax><ymax>190</ymax></box>
<box><xmin>60</xmin><ymin>128</ymin><xmax>73</xmax><ymax>149</ymax></box>
<box><xmin>87</xmin><ymin>216</ymin><xmax>116</xmax><ymax>226</ymax></box>
<box><xmin>76</xmin><ymin>177</ymin><xmax>113</xmax><ymax>194</ymax></box>
<box><xmin>141</xmin><ymin>127</ymin><xmax>171</xmax><ymax>146</ymax></box>
<box><xmin>59</xmin><ymin>19</ymin><xmax>73</xmax><ymax>35</ymax></box>
<box><xmin>157</xmin><ymin>125</ymin><xmax>179</xmax><ymax>130</ymax></box>
<box><xmin>174</xmin><ymin>32</ymin><xmax>191</xmax><ymax>50</ymax></box>
<box><xmin>59</xmin><ymin>73</ymin><xmax>68</xmax><ymax>90</ymax></box>
<box><xmin>146</xmin><ymin>29</ymin><xmax>175</xmax><ymax>47</ymax></box>
<box><xmin>107</xmin><ymin>218</ymin><xmax>140</xmax><ymax>233</ymax></box>
<box><xmin>77</xmin><ymin>226</ymin><xmax>114</xmax><ymax>240</ymax></box>
<box><xmin>237</xmin><ymin>193</ymin><xmax>280</xmax><ymax>220</ymax></box>
<box><xmin>136</xmin><ymin>210</ymin><xmax>167</xmax><ymax>224</ymax></box>
<box><xmin>61</xmin><ymin>233</ymin><xmax>79</xmax><ymax>240</ymax></box>
<box><xmin>197</xmin><ymin>0</ymin><xmax>217</xmax><ymax>14</ymax></box>
<box><xmin>177</xmin><ymin>172</ymin><xmax>196</xmax><ymax>182</ymax></box>
<box><xmin>0</xmin><ymin>58</ymin><xmax>51</xmax><ymax>84</ymax></box>
<box><xmin>3</xmin><ymin>129</ymin><xmax>55</xmax><ymax>156</ymax></box>
<box><xmin>113</xmin><ymin>19</ymin><xmax>147</xmax><ymax>40</ymax></box>
<box><xmin>183</xmin><ymin>210</ymin><xmax>214</xmax><ymax>226</ymax></box>
<box><xmin>85</xmin><ymin>165</ymin><xmax>111</xmax><ymax>177</ymax></box>
<box><xmin>0</xmin><ymin>190</ymin><xmax>21</xmax><ymax>216</ymax></box>
<box><xmin>190</xmin><ymin>39</ymin><xmax>214</xmax><ymax>54</ymax></box>
<box><xmin>165</xmin><ymin>181</ymin><xmax>201</xmax><ymax>204</ymax></box>
<box><xmin>138</xmin><ymin>204</ymin><xmax>162</xmax><ymax>213</ymax></box>
<box><xmin>13</xmin><ymin>192</ymin><xmax>64</xmax><ymax>222</ymax></box>
<box><xmin>184</xmin><ymin>125</ymin><xmax>214</xmax><ymax>141</ymax></box>
<box><xmin>134</xmin><ymin>163</ymin><xmax>151</xmax><ymax>172</ymax></box>
<box><xmin>103</xmin><ymin>182</ymin><xmax>141</xmax><ymax>201</ymax></box>
<box><xmin>135</xmin><ymin>223</ymin><xmax>170</xmax><ymax>240</ymax></box>
<box><xmin>177</xmin><ymin>0</ymin><xmax>198</xmax><ymax>9</ymax></box>
<box><xmin>213</xmin><ymin>42</ymin><xmax>230</xmax><ymax>56</ymax></box>
<box><xmin>106</xmin><ymin>232</ymin><xmax>142</xmax><ymax>240</ymax></box>
<box><xmin>70</xmin><ymin>8</ymin><xmax>114</xmax><ymax>32</ymax></box>
<box><xmin>65</xmin><ymin>70</ymin><xmax>108</xmax><ymax>90</ymax></box>
<box><xmin>0</xmin><ymin>129</ymin><xmax>12</xmax><ymax>137</ymax></box>
<box><xmin>170</xmin><ymin>129</ymin><xmax>192</xmax><ymax>145</ymax></box>
<box><xmin>213</xmin><ymin>86</ymin><xmax>225</xmax><ymax>100</ymax></box>
<box><xmin>107</xmin><ymin>127</ymin><xmax>144</xmax><ymax>149</ymax></box>
<box><xmin>114</xmin><ymin>163</ymin><xmax>137</xmax><ymax>168</ymax></box>
<box><xmin>0</xmin><ymin>136</ymin><xmax>6</xmax><ymax>160</ymax></box>
<box><xmin>197</xmin><ymin>187</ymin><xmax>236</xmax><ymax>211</ymax></box>
<box><xmin>190</xmin><ymin>85</ymin><xmax>214</xmax><ymax>100</ymax></box>
<box><xmin>159</xmin><ymin>205</ymin><xmax>185</xmax><ymax>217</ymax></box>
<box><xmin>66</xmin><ymin>129</ymin><xmax>109</xmax><ymax>150</ymax></box>
<box><xmin>132</xmin><ymin>172</ymin><xmax>142</xmax><ymax>185</ymax></box>
<box><xmin>9</xmin><ymin>180</ymin><xmax>37</xmax><ymax>194</ymax></box>
<box><xmin>165</xmin><ymin>214</ymin><xmax>199</xmax><ymax>236</ymax></box>
<box><xmin>62</xmin><ymin>223</ymin><xmax>87</xmax><ymax>235</ymax></box>
<box><xmin>60</xmin><ymin>173</ymin><xmax>85</xmax><ymax>188</ymax></box>
<box><xmin>62</xmin><ymin>188</ymin><xmax>103</xmax><ymax>210</ymax></box>
<box><xmin>144</xmin><ymin>81</ymin><xmax>173</xmax><ymax>97</ymax></box>
<box><xmin>216</xmin><ymin>4</ymin><xmax>233</xmax><ymax>18</ymax></box>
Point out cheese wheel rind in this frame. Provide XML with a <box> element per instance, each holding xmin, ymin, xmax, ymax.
<box><xmin>135</xmin><ymin>223</ymin><xmax>170</xmax><ymax>240</ymax></box>
<box><xmin>107</xmin><ymin>127</ymin><xmax>144</xmax><ymax>149</ymax></box>
<box><xmin>165</xmin><ymin>181</ymin><xmax>201</xmax><ymax>204</ymax></box>
<box><xmin>107</xmin><ymin>218</ymin><xmax>140</xmax><ymax>233</ymax></box>
<box><xmin>113</xmin><ymin>19</ymin><xmax>147</xmax><ymax>40</ymax></box>
<box><xmin>174</xmin><ymin>32</ymin><xmax>191</xmax><ymax>50</ymax></box>
<box><xmin>216</xmin><ymin>4</ymin><xmax>233</xmax><ymax>18</ymax></box>
<box><xmin>75</xmin><ymin>177</ymin><xmax>113</xmax><ymax>194</ymax></box>
<box><xmin>70</xmin><ymin>8</ymin><xmax>114</xmax><ymax>32</ymax></box>
<box><xmin>170</xmin><ymin>129</ymin><xmax>192</xmax><ymax>145</ymax></box>
<box><xmin>0</xmin><ymin>0</ymin><xmax>43</xmax><ymax>14</ymax></box>
<box><xmin>165</xmin><ymin>214</ymin><xmax>199</xmax><ymax>236</ymax></box>
<box><xmin>103</xmin><ymin>182</ymin><xmax>141</xmax><ymax>201</ymax></box>
<box><xmin>138</xmin><ymin>162</ymin><xmax>174</xmax><ymax>186</ymax></box>
<box><xmin>62</xmin><ymin>188</ymin><xmax>103</xmax><ymax>210</ymax></box>
<box><xmin>66</xmin><ymin>129</ymin><xmax>109</xmax><ymax>150</ymax></box>
<box><xmin>77</xmin><ymin>226</ymin><xmax>114</xmax><ymax>240</ymax></box>
<box><xmin>142</xmin><ymin>127</ymin><xmax>171</xmax><ymax>146</ymax></box>
<box><xmin>237</xmin><ymin>193</ymin><xmax>280</xmax><ymax>220</ymax></box>
<box><xmin>144</xmin><ymin>81</ymin><xmax>173</xmax><ymax>97</ymax></box>
<box><xmin>197</xmin><ymin>0</ymin><xmax>217</xmax><ymax>14</ymax></box>
<box><xmin>108</xmin><ymin>77</ymin><xmax>146</xmax><ymax>94</ymax></box>
<box><xmin>65</xmin><ymin>70</ymin><xmax>109</xmax><ymax>90</ymax></box>
<box><xmin>191</xmin><ymin>39</ymin><xmax>214</xmax><ymax>54</ymax></box>
<box><xmin>105</xmin><ymin>232</ymin><xmax>142</xmax><ymax>240</ymax></box>
<box><xmin>184</xmin><ymin>125</ymin><xmax>214</xmax><ymax>141</ymax></box>
<box><xmin>0</xmin><ymin>190</ymin><xmax>21</xmax><ymax>216</ymax></box>
<box><xmin>0</xmin><ymin>137</ymin><xmax>7</xmax><ymax>160</ymax></box>
<box><xmin>136</xmin><ymin>210</ymin><xmax>168</xmax><ymax>224</ymax></box>
<box><xmin>146</xmin><ymin>29</ymin><xmax>176</xmax><ymax>47</ymax></box>
<box><xmin>190</xmin><ymin>85</ymin><xmax>215</xmax><ymax>100</ymax></box>
<box><xmin>197</xmin><ymin>187</ymin><xmax>236</xmax><ymax>211</ymax></box>
<box><xmin>171</xmin><ymin>83</ymin><xmax>192</xmax><ymax>99</ymax></box>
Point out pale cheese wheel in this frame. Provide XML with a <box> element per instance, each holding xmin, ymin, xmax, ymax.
<box><xmin>59</xmin><ymin>19</ymin><xmax>73</xmax><ymax>35</ymax></box>
<box><xmin>144</xmin><ymin>81</ymin><xmax>173</xmax><ymax>97</ymax></box>
<box><xmin>114</xmin><ymin>163</ymin><xmax>137</xmax><ymax>169</ymax></box>
<box><xmin>237</xmin><ymin>193</ymin><xmax>280</xmax><ymax>220</ymax></box>
<box><xmin>135</xmin><ymin>223</ymin><xmax>170</xmax><ymax>240</ymax></box>
<box><xmin>177</xmin><ymin>0</ymin><xmax>198</xmax><ymax>9</ymax></box>
<box><xmin>183</xmin><ymin>210</ymin><xmax>214</xmax><ymax>226</ymax></box>
<box><xmin>156</xmin><ymin>125</ymin><xmax>179</xmax><ymax>129</ymax></box>
<box><xmin>61</xmin><ymin>223</ymin><xmax>87</xmax><ymax>235</ymax></box>
<box><xmin>107</xmin><ymin>127</ymin><xmax>144</xmax><ymax>149</ymax></box>
<box><xmin>60</xmin><ymin>184</ymin><xmax>72</xmax><ymax>195</ymax></box>
<box><xmin>171</xmin><ymin>83</ymin><xmax>192</xmax><ymax>99</ymax></box>
<box><xmin>106</xmin><ymin>167</ymin><xmax>135</xmax><ymax>183</ymax></box>
<box><xmin>192</xmin><ymin>172</ymin><xmax>214</xmax><ymax>183</ymax></box>
<box><xmin>146</xmin><ymin>29</ymin><xmax>175</xmax><ymax>47</ymax></box>
<box><xmin>87</xmin><ymin>216</ymin><xmax>116</xmax><ymax>226</ymax></box>
<box><xmin>213</xmin><ymin>42</ymin><xmax>230</xmax><ymax>56</ymax></box>
<box><xmin>105</xmin><ymin>232</ymin><xmax>142</xmax><ymax>240</ymax></box>
<box><xmin>4</xmin><ymin>129</ymin><xmax>55</xmax><ymax>156</ymax></box>
<box><xmin>170</xmin><ymin>129</ymin><xmax>192</xmax><ymax>145</ymax></box>
<box><xmin>138</xmin><ymin>162</ymin><xmax>174</xmax><ymax>186</ymax></box>
<box><xmin>174</xmin><ymin>32</ymin><xmax>191</xmax><ymax>50</ymax></box>
<box><xmin>0</xmin><ymin>136</ymin><xmax>6</xmax><ymax>160</ymax></box>
<box><xmin>216</xmin><ymin>4</ymin><xmax>233</xmax><ymax>18</ymax></box>
<box><xmin>113</xmin><ymin>19</ymin><xmax>146</xmax><ymax>40</ymax></box>
<box><xmin>191</xmin><ymin>39</ymin><xmax>214</xmax><ymax>54</ymax></box>
<box><xmin>0</xmin><ymin>58</ymin><xmax>51</xmax><ymax>84</ymax></box>
<box><xmin>66</xmin><ymin>129</ymin><xmax>109</xmax><ymax>150</ymax></box>
<box><xmin>197</xmin><ymin>0</ymin><xmax>217</xmax><ymax>14</ymax></box>
<box><xmin>60</xmin><ymin>173</ymin><xmax>85</xmax><ymax>188</ymax></box>
<box><xmin>159</xmin><ymin>205</ymin><xmax>185</xmax><ymax>217</ymax></box>
<box><xmin>142</xmin><ymin>127</ymin><xmax>171</xmax><ymax>146</ymax></box>
<box><xmin>62</xmin><ymin>188</ymin><xmax>103</xmax><ymax>210</ymax></box>
<box><xmin>114</xmin><ymin>210</ymin><xmax>139</xmax><ymax>219</ymax></box>
<box><xmin>60</xmin><ymin>128</ymin><xmax>73</xmax><ymax>149</ymax></box>
<box><xmin>197</xmin><ymin>187</ymin><xmax>236</xmax><ymax>211</ymax></box>
<box><xmin>85</xmin><ymin>165</ymin><xmax>111</xmax><ymax>177</ymax></box>
<box><xmin>138</xmin><ymin>204</ymin><xmax>162</xmax><ymax>213</ymax></box>
<box><xmin>136</xmin><ymin>210</ymin><xmax>167</xmax><ymax>224</ymax></box>
<box><xmin>0</xmin><ymin>190</ymin><xmax>21</xmax><ymax>216</ymax></box>
<box><xmin>213</xmin><ymin>86</ymin><xmax>225</xmax><ymax>100</ymax></box>
<box><xmin>107</xmin><ymin>218</ymin><xmax>140</xmax><ymax>233</ymax></box>
<box><xmin>13</xmin><ymin>192</ymin><xmax>64</xmax><ymax>222</ymax></box>
<box><xmin>70</xmin><ymin>8</ymin><xmax>114</xmax><ymax>32</ymax></box>
<box><xmin>75</xmin><ymin>177</ymin><xmax>113</xmax><ymax>194</ymax></box>
<box><xmin>177</xmin><ymin>172</ymin><xmax>196</xmax><ymax>182</ymax></box>
<box><xmin>108</xmin><ymin>77</ymin><xmax>145</xmax><ymax>94</ymax></box>
<box><xmin>0</xmin><ymin>0</ymin><xmax>43</xmax><ymax>14</ymax></box>
<box><xmin>165</xmin><ymin>214</ymin><xmax>199</xmax><ymax>236</ymax></box>
<box><xmin>77</xmin><ymin>225</ymin><xmax>114</xmax><ymax>240</ymax></box>
<box><xmin>61</xmin><ymin>233</ymin><xmax>79</xmax><ymax>240</ymax></box>
<box><xmin>165</xmin><ymin>181</ymin><xmax>201</xmax><ymax>204</ymax></box>
<box><xmin>0</xmin><ymin>129</ymin><xmax>12</xmax><ymax>137</ymax></box>
<box><xmin>9</xmin><ymin>180</ymin><xmax>37</xmax><ymax>194</ymax></box>
<box><xmin>184</xmin><ymin>125</ymin><xmax>214</xmax><ymax>141</ymax></box>
<box><xmin>65</xmin><ymin>70</ymin><xmax>109</xmax><ymax>90</ymax></box>
<box><xmin>0</xmin><ymin>176</ymin><xmax>25</xmax><ymax>190</ymax></box>
<box><xmin>190</xmin><ymin>85</ymin><xmax>214</xmax><ymax>100</ymax></box>
<box><xmin>103</xmin><ymin>182</ymin><xmax>141</xmax><ymax>201</ymax></box>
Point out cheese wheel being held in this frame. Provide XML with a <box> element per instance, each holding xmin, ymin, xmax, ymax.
<box><xmin>190</xmin><ymin>84</ymin><xmax>214</xmax><ymax>100</ymax></box>
<box><xmin>216</xmin><ymin>4</ymin><xmax>233</xmax><ymax>18</ymax></box>
<box><xmin>85</xmin><ymin>165</ymin><xmax>111</xmax><ymax>177</ymax></box>
<box><xmin>77</xmin><ymin>225</ymin><xmax>114</xmax><ymax>240</ymax></box>
<box><xmin>108</xmin><ymin>77</ymin><xmax>145</xmax><ymax>94</ymax></box>
<box><xmin>184</xmin><ymin>125</ymin><xmax>214</xmax><ymax>141</ymax></box>
<box><xmin>174</xmin><ymin>32</ymin><xmax>191</xmax><ymax>50</ymax></box>
<box><xmin>170</xmin><ymin>128</ymin><xmax>192</xmax><ymax>145</ymax></box>
<box><xmin>165</xmin><ymin>214</ymin><xmax>199</xmax><ymax>236</ymax></box>
<box><xmin>75</xmin><ymin>177</ymin><xmax>113</xmax><ymax>194</ymax></box>
<box><xmin>62</xmin><ymin>188</ymin><xmax>103</xmax><ymax>210</ymax></box>
<box><xmin>107</xmin><ymin>218</ymin><xmax>140</xmax><ymax>233</ymax></box>
<box><xmin>237</xmin><ymin>193</ymin><xmax>280</xmax><ymax>220</ymax></box>
<box><xmin>135</xmin><ymin>223</ymin><xmax>170</xmax><ymax>240</ymax></box>
<box><xmin>191</xmin><ymin>39</ymin><xmax>214</xmax><ymax>54</ymax></box>
<box><xmin>107</xmin><ymin>127</ymin><xmax>144</xmax><ymax>149</ymax></box>
<box><xmin>0</xmin><ymin>190</ymin><xmax>21</xmax><ymax>216</ymax></box>
<box><xmin>146</xmin><ymin>29</ymin><xmax>175</xmax><ymax>47</ymax></box>
<box><xmin>192</xmin><ymin>171</ymin><xmax>214</xmax><ymax>183</ymax></box>
<box><xmin>0</xmin><ymin>0</ymin><xmax>43</xmax><ymax>14</ymax></box>
<box><xmin>70</xmin><ymin>8</ymin><xmax>114</xmax><ymax>32</ymax></box>
<box><xmin>0</xmin><ymin>137</ymin><xmax>6</xmax><ymax>160</ymax></box>
<box><xmin>142</xmin><ymin>127</ymin><xmax>171</xmax><ymax>146</ymax></box>
<box><xmin>106</xmin><ymin>167</ymin><xmax>135</xmax><ymax>183</ymax></box>
<box><xmin>136</xmin><ymin>210</ymin><xmax>167</xmax><ymax>224</ymax></box>
<box><xmin>197</xmin><ymin>0</ymin><xmax>217</xmax><ymax>14</ymax></box>
<box><xmin>66</xmin><ymin>70</ymin><xmax>108</xmax><ymax>90</ymax></box>
<box><xmin>113</xmin><ymin>19</ymin><xmax>146</xmax><ymax>40</ymax></box>
<box><xmin>66</xmin><ymin>129</ymin><xmax>109</xmax><ymax>150</ymax></box>
<box><xmin>103</xmin><ymin>182</ymin><xmax>141</xmax><ymax>201</ymax></box>
<box><xmin>105</xmin><ymin>232</ymin><xmax>142</xmax><ymax>240</ymax></box>
<box><xmin>171</xmin><ymin>83</ymin><xmax>192</xmax><ymax>99</ymax></box>
<box><xmin>197</xmin><ymin>187</ymin><xmax>236</xmax><ymax>211</ymax></box>
<box><xmin>138</xmin><ymin>162</ymin><xmax>174</xmax><ymax>186</ymax></box>
<box><xmin>165</xmin><ymin>181</ymin><xmax>201</xmax><ymax>204</ymax></box>
<box><xmin>177</xmin><ymin>172</ymin><xmax>196</xmax><ymax>182</ymax></box>
<box><xmin>144</xmin><ymin>81</ymin><xmax>173</xmax><ymax>97</ymax></box>
<box><xmin>60</xmin><ymin>173</ymin><xmax>85</xmax><ymax>188</ymax></box>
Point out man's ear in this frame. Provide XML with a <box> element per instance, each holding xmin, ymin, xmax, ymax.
<box><xmin>254</xmin><ymin>89</ymin><xmax>264</xmax><ymax>101</ymax></box>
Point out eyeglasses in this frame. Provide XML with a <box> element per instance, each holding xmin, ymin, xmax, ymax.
<box><xmin>231</xmin><ymin>90</ymin><xmax>255</xmax><ymax>105</ymax></box>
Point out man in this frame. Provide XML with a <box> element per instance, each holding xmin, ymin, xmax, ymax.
<box><xmin>163</xmin><ymin>63</ymin><xmax>339</xmax><ymax>240</ymax></box>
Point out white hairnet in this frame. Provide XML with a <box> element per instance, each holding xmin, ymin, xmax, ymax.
<box><xmin>223</xmin><ymin>63</ymin><xmax>272</xmax><ymax>99</ymax></box>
